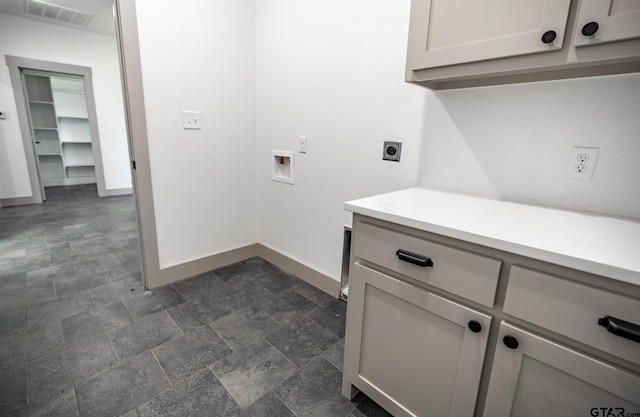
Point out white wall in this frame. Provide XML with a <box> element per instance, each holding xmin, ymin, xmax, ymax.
<box><xmin>255</xmin><ymin>0</ymin><xmax>428</xmax><ymax>280</ymax></box>
<box><xmin>0</xmin><ymin>13</ymin><xmax>131</xmax><ymax>197</ymax></box>
<box><xmin>254</xmin><ymin>0</ymin><xmax>640</xmax><ymax>283</ymax></box>
<box><xmin>130</xmin><ymin>0</ymin><xmax>640</xmax><ymax>281</ymax></box>
<box><xmin>418</xmin><ymin>74</ymin><xmax>640</xmax><ymax>219</ymax></box>
<box><xmin>134</xmin><ymin>0</ymin><xmax>258</xmax><ymax>268</ymax></box>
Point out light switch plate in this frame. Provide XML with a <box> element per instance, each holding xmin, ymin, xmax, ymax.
<box><xmin>298</xmin><ymin>136</ymin><xmax>307</xmax><ymax>153</ymax></box>
<box><xmin>183</xmin><ymin>111</ymin><xmax>201</xmax><ymax>130</ymax></box>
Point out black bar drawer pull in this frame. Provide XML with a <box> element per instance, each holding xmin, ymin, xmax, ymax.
<box><xmin>598</xmin><ymin>315</ymin><xmax>640</xmax><ymax>344</ymax></box>
<box><xmin>396</xmin><ymin>249</ymin><xmax>433</xmax><ymax>267</ymax></box>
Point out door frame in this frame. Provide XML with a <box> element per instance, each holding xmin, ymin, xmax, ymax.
<box><xmin>114</xmin><ymin>0</ymin><xmax>161</xmax><ymax>288</ymax></box>
<box><xmin>5</xmin><ymin>56</ymin><xmax>108</xmax><ymax>201</ymax></box>
<box><xmin>4</xmin><ymin>0</ymin><xmax>161</xmax><ymax>289</ymax></box>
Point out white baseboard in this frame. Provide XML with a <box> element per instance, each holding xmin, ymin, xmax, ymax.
<box><xmin>257</xmin><ymin>244</ymin><xmax>340</xmax><ymax>298</ymax></box>
<box><xmin>102</xmin><ymin>187</ymin><xmax>133</xmax><ymax>197</ymax></box>
<box><xmin>156</xmin><ymin>244</ymin><xmax>259</xmax><ymax>287</ymax></box>
<box><xmin>0</xmin><ymin>195</ymin><xmax>41</xmax><ymax>207</ymax></box>
<box><xmin>153</xmin><ymin>243</ymin><xmax>339</xmax><ymax>298</ymax></box>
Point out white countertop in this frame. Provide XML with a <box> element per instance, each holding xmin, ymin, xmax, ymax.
<box><xmin>345</xmin><ymin>188</ymin><xmax>640</xmax><ymax>287</ymax></box>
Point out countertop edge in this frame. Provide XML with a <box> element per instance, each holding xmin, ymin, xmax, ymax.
<box><xmin>344</xmin><ymin>191</ymin><xmax>640</xmax><ymax>287</ymax></box>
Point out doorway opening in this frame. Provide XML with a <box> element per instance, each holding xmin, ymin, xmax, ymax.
<box><xmin>4</xmin><ymin>53</ymin><xmax>147</xmax><ymax>288</ymax></box>
<box><xmin>22</xmin><ymin>69</ymin><xmax>99</xmax><ymax>200</ymax></box>
<box><xmin>6</xmin><ymin>56</ymin><xmax>116</xmax><ymax>204</ymax></box>
<box><xmin>1</xmin><ymin>0</ymin><xmax>159</xmax><ymax>289</ymax></box>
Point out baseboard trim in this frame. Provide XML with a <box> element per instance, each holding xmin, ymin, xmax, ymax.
<box><xmin>156</xmin><ymin>244</ymin><xmax>259</xmax><ymax>288</ymax></box>
<box><xmin>0</xmin><ymin>195</ymin><xmax>41</xmax><ymax>207</ymax></box>
<box><xmin>153</xmin><ymin>242</ymin><xmax>339</xmax><ymax>298</ymax></box>
<box><xmin>102</xmin><ymin>187</ymin><xmax>133</xmax><ymax>197</ymax></box>
<box><xmin>257</xmin><ymin>244</ymin><xmax>340</xmax><ymax>298</ymax></box>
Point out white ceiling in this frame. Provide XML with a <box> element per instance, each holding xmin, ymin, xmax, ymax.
<box><xmin>0</xmin><ymin>0</ymin><xmax>116</xmax><ymax>36</ymax></box>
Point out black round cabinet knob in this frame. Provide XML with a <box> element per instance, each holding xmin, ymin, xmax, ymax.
<box><xmin>503</xmin><ymin>335</ymin><xmax>519</xmax><ymax>349</ymax></box>
<box><xmin>541</xmin><ymin>30</ymin><xmax>557</xmax><ymax>44</ymax></box>
<box><xmin>582</xmin><ymin>21</ymin><xmax>599</xmax><ymax>37</ymax></box>
<box><xmin>468</xmin><ymin>320</ymin><xmax>482</xmax><ymax>333</ymax></box>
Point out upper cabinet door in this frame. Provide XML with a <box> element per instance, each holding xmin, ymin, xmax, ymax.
<box><xmin>573</xmin><ymin>0</ymin><xmax>640</xmax><ymax>47</ymax></box>
<box><xmin>407</xmin><ymin>0</ymin><xmax>572</xmax><ymax>70</ymax></box>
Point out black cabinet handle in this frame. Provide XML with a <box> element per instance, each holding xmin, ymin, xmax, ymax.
<box><xmin>503</xmin><ymin>335</ymin><xmax>519</xmax><ymax>350</ymax></box>
<box><xmin>598</xmin><ymin>315</ymin><xmax>640</xmax><ymax>344</ymax></box>
<box><xmin>396</xmin><ymin>249</ymin><xmax>433</xmax><ymax>267</ymax></box>
<box><xmin>582</xmin><ymin>21</ymin><xmax>599</xmax><ymax>37</ymax></box>
<box><xmin>468</xmin><ymin>320</ymin><xmax>482</xmax><ymax>333</ymax></box>
<box><xmin>541</xmin><ymin>30</ymin><xmax>557</xmax><ymax>44</ymax></box>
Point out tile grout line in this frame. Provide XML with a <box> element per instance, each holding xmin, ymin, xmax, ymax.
<box><xmin>271</xmin><ymin>387</ymin><xmax>303</xmax><ymax>417</ymax></box>
<box><xmin>148</xmin><ymin>347</ymin><xmax>176</xmax><ymax>408</ymax></box>
<box><xmin>205</xmin><ymin>322</ymin><xmax>235</xmax><ymax>353</ymax></box>
<box><xmin>72</xmin><ymin>383</ymin><xmax>82</xmax><ymax>417</ymax></box>
<box><xmin>262</xmin><ymin>335</ymin><xmax>301</xmax><ymax>371</ymax></box>
<box><xmin>164</xmin><ymin>308</ymin><xmax>186</xmax><ymax>336</ymax></box>
<box><xmin>25</xmin><ymin>356</ymin><xmax>31</xmax><ymax>408</ymax></box>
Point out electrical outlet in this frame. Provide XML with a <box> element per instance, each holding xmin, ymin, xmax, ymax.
<box><xmin>383</xmin><ymin>141</ymin><xmax>402</xmax><ymax>161</ymax></box>
<box><xmin>576</xmin><ymin>154</ymin><xmax>589</xmax><ymax>163</ymax></box>
<box><xmin>566</xmin><ymin>147</ymin><xmax>599</xmax><ymax>180</ymax></box>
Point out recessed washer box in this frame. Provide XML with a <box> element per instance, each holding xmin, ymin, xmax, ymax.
<box><xmin>272</xmin><ymin>150</ymin><xmax>294</xmax><ymax>184</ymax></box>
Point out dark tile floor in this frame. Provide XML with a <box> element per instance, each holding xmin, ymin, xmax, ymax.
<box><xmin>0</xmin><ymin>185</ymin><xmax>390</xmax><ymax>417</ymax></box>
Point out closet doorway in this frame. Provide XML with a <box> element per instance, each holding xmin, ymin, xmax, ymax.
<box><xmin>16</xmin><ymin>64</ymin><xmax>104</xmax><ymax>201</ymax></box>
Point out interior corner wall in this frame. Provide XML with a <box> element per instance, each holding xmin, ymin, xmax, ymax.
<box><xmin>134</xmin><ymin>0</ymin><xmax>258</xmax><ymax>269</ymax></box>
<box><xmin>0</xmin><ymin>13</ymin><xmax>131</xmax><ymax>198</ymax></box>
<box><xmin>417</xmin><ymin>74</ymin><xmax>640</xmax><ymax>219</ymax></box>
<box><xmin>255</xmin><ymin>0</ymin><xmax>428</xmax><ymax>281</ymax></box>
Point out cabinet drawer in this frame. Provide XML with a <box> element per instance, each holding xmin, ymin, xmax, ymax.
<box><xmin>504</xmin><ymin>266</ymin><xmax>640</xmax><ymax>366</ymax></box>
<box><xmin>353</xmin><ymin>221</ymin><xmax>501</xmax><ymax>307</ymax></box>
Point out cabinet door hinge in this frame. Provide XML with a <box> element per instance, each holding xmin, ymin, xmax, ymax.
<box><xmin>132</xmin><ymin>160</ymin><xmax>136</xmax><ymax>170</ymax></box>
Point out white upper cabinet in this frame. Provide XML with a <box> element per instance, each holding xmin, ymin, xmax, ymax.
<box><xmin>408</xmin><ymin>0</ymin><xmax>572</xmax><ymax>70</ymax></box>
<box><xmin>406</xmin><ymin>0</ymin><xmax>640</xmax><ymax>89</ymax></box>
<box><xmin>573</xmin><ymin>0</ymin><xmax>640</xmax><ymax>47</ymax></box>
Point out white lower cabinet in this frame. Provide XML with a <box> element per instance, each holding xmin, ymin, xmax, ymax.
<box><xmin>342</xmin><ymin>215</ymin><xmax>640</xmax><ymax>417</ymax></box>
<box><xmin>484</xmin><ymin>322</ymin><xmax>640</xmax><ymax>417</ymax></box>
<box><xmin>343</xmin><ymin>263</ymin><xmax>491</xmax><ymax>417</ymax></box>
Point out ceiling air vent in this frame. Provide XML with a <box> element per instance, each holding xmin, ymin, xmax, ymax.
<box><xmin>25</xmin><ymin>0</ymin><xmax>93</xmax><ymax>27</ymax></box>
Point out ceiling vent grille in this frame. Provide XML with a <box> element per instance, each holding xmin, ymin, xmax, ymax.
<box><xmin>25</xmin><ymin>0</ymin><xmax>93</xmax><ymax>27</ymax></box>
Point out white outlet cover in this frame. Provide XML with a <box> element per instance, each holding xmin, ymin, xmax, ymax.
<box><xmin>566</xmin><ymin>147</ymin><xmax>599</xmax><ymax>180</ymax></box>
<box><xmin>183</xmin><ymin>111</ymin><xmax>201</xmax><ymax>130</ymax></box>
